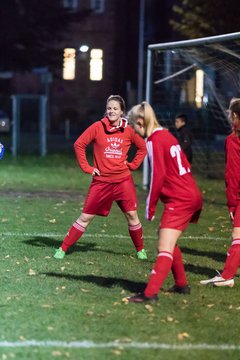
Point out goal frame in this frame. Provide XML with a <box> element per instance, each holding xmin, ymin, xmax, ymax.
<box><xmin>143</xmin><ymin>31</ymin><xmax>240</xmax><ymax>189</ymax></box>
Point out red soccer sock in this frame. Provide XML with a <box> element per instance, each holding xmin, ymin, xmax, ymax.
<box><xmin>61</xmin><ymin>221</ymin><xmax>86</xmax><ymax>252</ymax></box>
<box><xmin>144</xmin><ymin>251</ymin><xmax>173</xmax><ymax>297</ymax></box>
<box><xmin>128</xmin><ymin>223</ymin><xmax>144</xmax><ymax>252</ymax></box>
<box><xmin>221</xmin><ymin>239</ymin><xmax>240</xmax><ymax>280</ymax></box>
<box><xmin>171</xmin><ymin>245</ymin><xmax>188</xmax><ymax>287</ymax></box>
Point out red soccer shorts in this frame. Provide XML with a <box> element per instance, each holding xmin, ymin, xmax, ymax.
<box><xmin>83</xmin><ymin>175</ymin><xmax>138</xmax><ymax>216</ymax></box>
<box><xmin>160</xmin><ymin>193</ymin><xmax>203</xmax><ymax>231</ymax></box>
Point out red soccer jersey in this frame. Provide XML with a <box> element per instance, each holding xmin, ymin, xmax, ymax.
<box><xmin>74</xmin><ymin>117</ymin><xmax>147</xmax><ymax>182</ymax></box>
<box><xmin>146</xmin><ymin>128</ymin><xmax>201</xmax><ymax>220</ymax></box>
<box><xmin>225</xmin><ymin>132</ymin><xmax>240</xmax><ymax>208</ymax></box>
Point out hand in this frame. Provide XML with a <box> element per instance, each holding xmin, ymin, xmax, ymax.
<box><xmin>228</xmin><ymin>206</ymin><xmax>236</xmax><ymax>221</ymax></box>
<box><xmin>146</xmin><ymin>215</ymin><xmax>155</xmax><ymax>222</ymax></box>
<box><xmin>92</xmin><ymin>168</ymin><xmax>100</xmax><ymax>176</ymax></box>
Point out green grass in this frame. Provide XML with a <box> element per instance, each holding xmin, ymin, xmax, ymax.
<box><xmin>0</xmin><ymin>154</ymin><xmax>239</xmax><ymax>359</ymax></box>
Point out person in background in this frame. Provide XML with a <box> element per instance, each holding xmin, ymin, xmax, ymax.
<box><xmin>200</xmin><ymin>98</ymin><xmax>240</xmax><ymax>287</ymax></box>
<box><xmin>0</xmin><ymin>142</ymin><xmax>4</xmax><ymax>159</ymax></box>
<box><xmin>126</xmin><ymin>102</ymin><xmax>202</xmax><ymax>303</ymax></box>
<box><xmin>54</xmin><ymin>95</ymin><xmax>148</xmax><ymax>260</ymax></box>
<box><xmin>175</xmin><ymin>113</ymin><xmax>193</xmax><ymax>164</ymax></box>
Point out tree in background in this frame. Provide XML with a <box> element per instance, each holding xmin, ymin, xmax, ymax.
<box><xmin>170</xmin><ymin>0</ymin><xmax>240</xmax><ymax>39</ymax></box>
<box><xmin>0</xmin><ymin>0</ymin><xmax>90</xmax><ymax>72</ymax></box>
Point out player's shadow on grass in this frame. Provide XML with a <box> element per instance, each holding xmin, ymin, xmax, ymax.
<box><xmin>23</xmin><ymin>236</ymin><xmax>151</xmax><ymax>259</ymax></box>
<box><xmin>42</xmin><ymin>272</ymin><xmax>146</xmax><ymax>293</ymax></box>
<box><xmin>184</xmin><ymin>263</ymin><xmax>223</xmax><ymax>277</ymax></box>
<box><xmin>23</xmin><ymin>236</ymin><xmax>98</xmax><ymax>254</ymax></box>
<box><xmin>181</xmin><ymin>246</ymin><xmax>226</xmax><ymax>262</ymax></box>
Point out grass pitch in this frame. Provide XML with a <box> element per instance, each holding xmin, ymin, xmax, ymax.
<box><xmin>0</xmin><ymin>153</ymin><xmax>240</xmax><ymax>360</ymax></box>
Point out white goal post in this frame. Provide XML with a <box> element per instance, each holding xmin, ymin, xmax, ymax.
<box><xmin>143</xmin><ymin>31</ymin><xmax>240</xmax><ymax>188</ymax></box>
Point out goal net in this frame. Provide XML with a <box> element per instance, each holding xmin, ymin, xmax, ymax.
<box><xmin>143</xmin><ymin>32</ymin><xmax>240</xmax><ymax>186</ymax></box>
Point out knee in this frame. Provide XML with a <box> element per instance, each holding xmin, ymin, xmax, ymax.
<box><xmin>78</xmin><ymin>213</ymin><xmax>93</xmax><ymax>227</ymax></box>
<box><xmin>232</xmin><ymin>228</ymin><xmax>240</xmax><ymax>239</ymax></box>
<box><xmin>125</xmin><ymin>211</ymin><xmax>139</xmax><ymax>224</ymax></box>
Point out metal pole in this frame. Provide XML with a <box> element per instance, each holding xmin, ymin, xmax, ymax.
<box><xmin>142</xmin><ymin>48</ymin><xmax>153</xmax><ymax>189</ymax></box>
<box><xmin>137</xmin><ymin>0</ymin><xmax>145</xmax><ymax>102</ymax></box>
<box><xmin>39</xmin><ymin>96</ymin><xmax>48</xmax><ymax>156</ymax></box>
<box><xmin>11</xmin><ymin>95</ymin><xmax>20</xmax><ymax>156</ymax></box>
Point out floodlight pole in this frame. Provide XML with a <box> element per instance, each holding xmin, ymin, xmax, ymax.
<box><xmin>137</xmin><ymin>0</ymin><xmax>145</xmax><ymax>102</ymax></box>
<box><xmin>142</xmin><ymin>48</ymin><xmax>153</xmax><ymax>189</ymax></box>
<box><xmin>39</xmin><ymin>96</ymin><xmax>48</xmax><ymax>156</ymax></box>
<box><xmin>11</xmin><ymin>95</ymin><xmax>20</xmax><ymax>156</ymax></box>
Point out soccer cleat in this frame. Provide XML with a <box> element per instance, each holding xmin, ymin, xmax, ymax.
<box><xmin>54</xmin><ymin>247</ymin><xmax>66</xmax><ymax>259</ymax></box>
<box><xmin>200</xmin><ymin>273</ymin><xmax>234</xmax><ymax>287</ymax></box>
<box><xmin>167</xmin><ymin>284</ymin><xmax>191</xmax><ymax>294</ymax></box>
<box><xmin>137</xmin><ymin>249</ymin><xmax>148</xmax><ymax>260</ymax></box>
<box><xmin>127</xmin><ymin>292</ymin><xmax>158</xmax><ymax>303</ymax></box>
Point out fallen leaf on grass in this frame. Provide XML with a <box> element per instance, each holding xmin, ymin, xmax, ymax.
<box><xmin>177</xmin><ymin>332</ymin><xmax>190</xmax><ymax>340</ymax></box>
<box><xmin>112</xmin><ymin>349</ymin><xmax>122</xmax><ymax>356</ymax></box>
<box><xmin>208</xmin><ymin>227</ymin><xmax>215</xmax><ymax>232</ymax></box>
<box><xmin>121</xmin><ymin>297</ymin><xmax>129</xmax><ymax>304</ymax></box>
<box><xmin>145</xmin><ymin>304</ymin><xmax>154</xmax><ymax>313</ymax></box>
<box><xmin>49</xmin><ymin>219</ymin><xmax>56</xmax><ymax>223</ymax></box>
<box><xmin>166</xmin><ymin>316</ymin><xmax>174</xmax><ymax>322</ymax></box>
<box><xmin>86</xmin><ymin>311</ymin><xmax>94</xmax><ymax>316</ymax></box>
<box><xmin>52</xmin><ymin>351</ymin><xmax>62</xmax><ymax>356</ymax></box>
<box><xmin>207</xmin><ymin>304</ymin><xmax>215</xmax><ymax>308</ymax></box>
<box><xmin>80</xmin><ymin>288</ymin><xmax>90</xmax><ymax>293</ymax></box>
<box><xmin>28</xmin><ymin>269</ymin><xmax>36</xmax><ymax>276</ymax></box>
<box><xmin>41</xmin><ymin>304</ymin><xmax>53</xmax><ymax>309</ymax></box>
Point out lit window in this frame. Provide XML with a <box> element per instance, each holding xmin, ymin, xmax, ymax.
<box><xmin>195</xmin><ymin>69</ymin><xmax>204</xmax><ymax>108</ymax></box>
<box><xmin>63</xmin><ymin>0</ymin><xmax>78</xmax><ymax>9</ymax></box>
<box><xmin>90</xmin><ymin>0</ymin><xmax>105</xmax><ymax>13</ymax></box>
<box><xmin>90</xmin><ymin>49</ymin><xmax>103</xmax><ymax>81</ymax></box>
<box><xmin>63</xmin><ymin>48</ymin><xmax>76</xmax><ymax>80</ymax></box>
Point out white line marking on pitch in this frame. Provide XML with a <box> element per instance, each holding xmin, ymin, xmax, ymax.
<box><xmin>1</xmin><ymin>232</ymin><xmax>227</xmax><ymax>241</ymax></box>
<box><xmin>0</xmin><ymin>341</ymin><xmax>239</xmax><ymax>350</ymax></box>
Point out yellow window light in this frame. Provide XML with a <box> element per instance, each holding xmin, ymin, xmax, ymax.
<box><xmin>90</xmin><ymin>49</ymin><xmax>103</xmax><ymax>81</ymax></box>
<box><xmin>63</xmin><ymin>48</ymin><xmax>76</xmax><ymax>80</ymax></box>
<box><xmin>195</xmin><ymin>69</ymin><xmax>204</xmax><ymax>108</ymax></box>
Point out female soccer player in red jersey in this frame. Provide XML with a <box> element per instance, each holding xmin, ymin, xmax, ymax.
<box><xmin>54</xmin><ymin>95</ymin><xmax>148</xmax><ymax>260</ymax></box>
<box><xmin>126</xmin><ymin>102</ymin><xmax>203</xmax><ymax>303</ymax></box>
<box><xmin>200</xmin><ymin>98</ymin><xmax>240</xmax><ymax>287</ymax></box>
